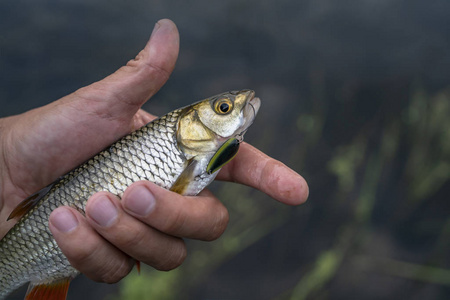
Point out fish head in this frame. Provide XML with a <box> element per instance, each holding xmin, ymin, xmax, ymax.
<box><xmin>172</xmin><ymin>90</ymin><xmax>260</xmax><ymax>194</ymax></box>
<box><xmin>196</xmin><ymin>89</ymin><xmax>260</xmax><ymax>139</ymax></box>
<box><xmin>176</xmin><ymin>90</ymin><xmax>261</xmax><ymax>157</ymax></box>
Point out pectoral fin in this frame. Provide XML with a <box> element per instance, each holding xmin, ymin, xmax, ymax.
<box><xmin>170</xmin><ymin>159</ymin><xmax>198</xmax><ymax>195</ymax></box>
<box><xmin>25</xmin><ymin>278</ymin><xmax>71</xmax><ymax>300</ymax></box>
<box><xmin>8</xmin><ymin>182</ymin><xmax>55</xmax><ymax>221</ymax></box>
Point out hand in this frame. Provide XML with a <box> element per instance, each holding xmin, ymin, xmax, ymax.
<box><xmin>0</xmin><ymin>19</ymin><xmax>308</xmax><ymax>283</ymax></box>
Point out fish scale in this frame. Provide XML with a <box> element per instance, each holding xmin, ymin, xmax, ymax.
<box><xmin>0</xmin><ymin>109</ymin><xmax>187</xmax><ymax>298</ymax></box>
<box><xmin>0</xmin><ymin>90</ymin><xmax>260</xmax><ymax>300</ymax></box>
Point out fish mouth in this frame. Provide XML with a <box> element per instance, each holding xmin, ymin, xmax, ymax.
<box><xmin>249</xmin><ymin>94</ymin><xmax>261</xmax><ymax>117</ymax></box>
<box><xmin>236</xmin><ymin>91</ymin><xmax>261</xmax><ymax>142</ymax></box>
<box><xmin>245</xmin><ymin>90</ymin><xmax>261</xmax><ymax>125</ymax></box>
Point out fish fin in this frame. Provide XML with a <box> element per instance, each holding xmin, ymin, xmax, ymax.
<box><xmin>170</xmin><ymin>159</ymin><xmax>198</xmax><ymax>195</ymax></box>
<box><xmin>136</xmin><ymin>260</ymin><xmax>141</xmax><ymax>275</ymax></box>
<box><xmin>25</xmin><ymin>278</ymin><xmax>71</xmax><ymax>300</ymax></box>
<box><xmin>7</xmin><ymin>183</ymin><xmax>54</xmax><ymax>221</ymax></box>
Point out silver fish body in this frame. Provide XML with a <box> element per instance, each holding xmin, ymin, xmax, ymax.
<box><xmin>0</xmin><ymin>90</ymin><xmax>260</xmax><ymax>299</ymax></box>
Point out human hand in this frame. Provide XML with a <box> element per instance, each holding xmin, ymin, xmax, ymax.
<box><xmin>0</xmin><ymin>19</ymin><xmax>308</xmax><ymax>283</ymax></box>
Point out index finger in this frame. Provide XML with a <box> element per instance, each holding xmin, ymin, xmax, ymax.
<box><xmin>216</xmin><ymin>142</ymin><xmax>309</xmax><ymax>206</ymax></box>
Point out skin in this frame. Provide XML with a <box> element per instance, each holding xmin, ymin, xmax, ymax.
<box><xmin>0</xmin><ymin>19</ymin><xmax>308</xmax><ymax>283</ymax></box>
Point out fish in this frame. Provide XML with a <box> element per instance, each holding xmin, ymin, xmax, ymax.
<box><xmin>0</xmin><ymin>90</ymin><xmax>261</xmax><ymax>300</ymax></box>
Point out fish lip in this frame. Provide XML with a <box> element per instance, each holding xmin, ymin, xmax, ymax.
<box><xmin>234</xmin><ymin>91</ymin><xmax>261</xmax><ymax>142</ymax></box>
<box><xmin>249</xmin><ymin>96</ymin><xmax>261</xmax><ymax>116</ymax></box>
<box><xmin>246</xmin><ymin>90</ymin><xmax>261</xmax><ymax>119</ymax></box>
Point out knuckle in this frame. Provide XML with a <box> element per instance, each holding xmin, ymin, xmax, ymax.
<box><xmin>125</xmin><ymin>56</ymin><xmax>170</xmax><ymax>86</ymax></box>
<box><xmin>66</xmin><ymin>240</ymin><xmax>98</xmax><ymax>263</ymax></box>
<box><xmin>154</xmin><ymin>240</ymin><xmax>187</xmax><ymax>271</ymax></box>
<box><xmin>61</xmin><ymin>232</ymin><xmax>133</xmax><ymax>283</ymax></box>
<box><xmin>71</xmin><ymin>244</ymin><xmax>133</xmax><ymax>283</ymax></box>
<box><xmin>160</xmin><ymin>208</ymin><xmax>187</xmax><ymax>235</ymax></box>
<box><xmin>141</xmin><ymin>61</ymin><xmax>171</xmax><ymax>82</ymax></box>
<box><xmin>98</xmin><ymin>258</ymin><xmax>134</xmax><ymax>284</ymax></box>
<box><xmin>116</xmin><ymin>222</ymin><xmax>148</xmax><ymax>248</ymax></box>
<box><xmin>204</xmin><ymin>204</ymin><xmax>229</xmax><ymax>241</ymax></box>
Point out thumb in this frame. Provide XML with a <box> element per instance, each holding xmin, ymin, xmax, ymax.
<box><xmin>67</xmin><ymin>18</ymin><xmax>180</xmax><ymax>122</ymax></box>
<box><xmin>4</xmin><ymin>19</ymin><xmax>179</xmax><ymax>192</ymax></box>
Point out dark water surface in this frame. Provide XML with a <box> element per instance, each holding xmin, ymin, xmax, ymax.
<box><xmin>1</xmin><ymin>1</ymin><xmax>450</xmax><ymax>299</ymax></box>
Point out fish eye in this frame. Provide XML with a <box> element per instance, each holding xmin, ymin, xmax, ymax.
<box><xmin>214</xmin><ymin>99</ymin><xmax>233</xmax><ymax>115</ymax></box>
<box><xmin>219</xmin><ymin>103</ymin><xmax>229</xmax><ymax>112</ymax></box>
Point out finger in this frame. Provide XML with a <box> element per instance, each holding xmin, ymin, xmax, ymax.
<box><xmin>69</xmin><ymin>18</ymin><xmax>180</xmax><ymax>124</ymax></box>
<box><xmin>217</xmin><ymin>142</ymin><xmax>309</xmax><ymax>206</ymax></box>
<box><xmin>49</xmin><ymin>207</ymin><xmax>134</xmax><ymax>283</ymax></box>
<box><xmin>121</xmin><ymin>181</ymin><xmax>229</xmax><ymax>241</ymax></box>
<box><xmin>133</xmin><ymin>109</ymin><xmax>157</xmax><ymax>130</ymax></box>
<box><xmin>7</xmin><ymin>19</ymin><xmax>179</xmax><ymax>193</ymax></box>
<box><xmin>85</xmin><ymin>192</ymin><xmax>187</xmax><ymax>271</ymax></box>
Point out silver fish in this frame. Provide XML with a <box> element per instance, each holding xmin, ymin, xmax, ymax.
<box><xmin>0</xmin><ymin>90</ymin><xmax>260</xmax><ymax>300</ymax></box>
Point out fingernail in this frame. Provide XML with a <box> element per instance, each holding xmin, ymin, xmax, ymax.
<box><xmin>50</xmin><ymin>208</ymin><xmax>79</xmax><ymax>233</ymax></box>
<box><xmin>124</xmin><ymin>185</ymin><xmax>156</xmax><ymax>217</ymax></box>
<box><xmin>150</xmin><ymin>21</ymin><xmax>161</xmax><ymax>38</ymax></box>
<box><xmin>89</xmin><ymin>195</ymin><xmax>118</xmax><ymax>227</ymax></box>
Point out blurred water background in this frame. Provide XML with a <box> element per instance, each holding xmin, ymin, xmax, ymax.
<box><xmin>1</xmin><ymin>0</ymin><xmax>450</xmax><ymax>299</ymax></box>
